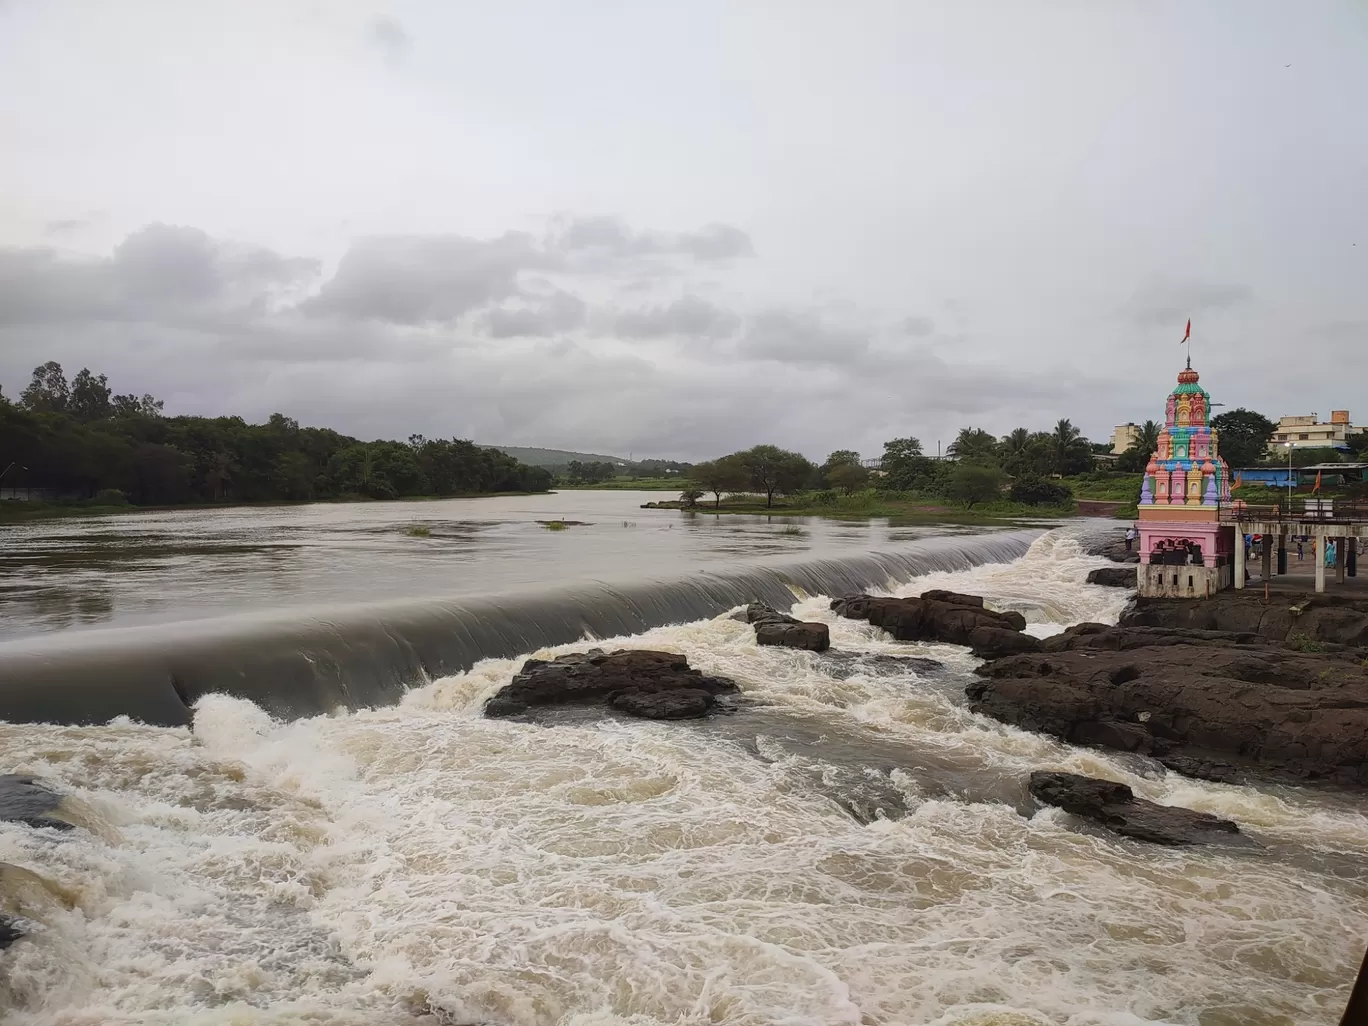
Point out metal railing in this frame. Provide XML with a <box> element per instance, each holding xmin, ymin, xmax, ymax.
<box><xmin>1218</xmin><ymin>498</ymin><xmax>1368</xmax><ymax>524</ymax></box>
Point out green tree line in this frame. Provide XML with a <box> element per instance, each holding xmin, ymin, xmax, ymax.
<box><xmin>0</xmin><ymin>361</ymin><xmax>552</xmax><ymax>506</ymax></box>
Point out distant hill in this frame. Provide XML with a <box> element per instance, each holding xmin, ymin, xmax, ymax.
<box><xmin>485</xmin><ymin>445</ymin><xmax>631</xmax><ymax>469</ymax></box>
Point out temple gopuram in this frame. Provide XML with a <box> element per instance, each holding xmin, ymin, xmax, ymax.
<box><xmin>1136</xmin><ymin>361</ymin><xmax>1236</xmax><ymax>598</ymax></box>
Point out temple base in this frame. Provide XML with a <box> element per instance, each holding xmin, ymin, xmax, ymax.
<box><xmin>1138</xmin><ymin>563</ymin><xmax>1231</xmax><ymax>599</ymax></box>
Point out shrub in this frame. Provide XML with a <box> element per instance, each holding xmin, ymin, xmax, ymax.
<box><xmin>94</xmin><ymin>488</ymin><xmax>130</xmax><ymax>506</ymax></box>
<box><xmin>1010</xmin><ymin>475</ymin><xmax>1071</xmax><ymax>506</ymax></box>
<box><xmin>404</xmin><ymin>524</ymin><xmax>431</xmax><ymax>537</ymax></box>
<box><xmin>1287</xmin><ymin>631</ymin><xmax>1325</xmax><ymax>653</ymax></box>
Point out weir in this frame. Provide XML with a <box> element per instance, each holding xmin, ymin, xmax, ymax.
<box><xmin>0</xmin><ymin>530</ymin><xmax>1038</xmax><ymax>728</ymax></box>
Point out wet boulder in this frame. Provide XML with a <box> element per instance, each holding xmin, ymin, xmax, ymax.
<box><xmin>0</xmin><ymin>774</ymin><xmax>72</xmax><ymax>831</ymax></box>
<box><xmin>485</xmin><ymin>649</ymin><xmax>738</xmax><ymax>720</ymax></box>
<box><xmin>967</xmin><ymin>626</ymin><xmax>1040</xmax><ymax>658</ymax></box>
<box><xmin>741</xmin><ymin>601</ymin><xmax>831</xmax><ymax>652</ymax></box>
<box><xmin>0</xmin><ymin>913</ymin><xmax>23</xmax><ymax>951</ymax></box>
<box><xmin>830</xmin><ymin>591</ymin><xmax>1029</xmax><ymax>647</ymax></box>
<box><xmin>1087</xmin><ymin>566</ymin><xmax>1136</xmax><ymax>588</ymax></box>
<box><xmin>1029</xmin><ymin>771</ymin><xmax>1249</xmax><ymax>846</ymax></box>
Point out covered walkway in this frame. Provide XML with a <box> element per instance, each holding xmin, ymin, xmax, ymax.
<box><xmin>1222</xmin><ymin>500</ymin><xmax>1368</xmax><ymax>593</ymax></box>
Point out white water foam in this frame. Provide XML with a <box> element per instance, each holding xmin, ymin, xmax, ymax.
<box><xmin>2</xmin><ymin>529</ymin><xmax>1365</xmax><ymax>1026</ymax></box>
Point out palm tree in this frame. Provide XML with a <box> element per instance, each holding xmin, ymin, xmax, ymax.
<box><xmin>1137</xmin><ymin>419</ymin><xmax>1162</xmax><ymax>455</ymax></box>
<box><xmin>948</xmin><ymin>427</ymin><xmax>1000</xmax><ymax>465</ymax></box>
<box><xmin>1048</xmin><ymin>419</ymin><xmax>1091</xmax><ymax>477</ymax></box>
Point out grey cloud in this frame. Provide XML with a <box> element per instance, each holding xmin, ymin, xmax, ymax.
<box><xmin>550</xmin><ymin>216</ymin><xmax>754</xmax><ymax>263</ymax></box>
<box><xmin>736</xmin><ymin>309</ymin><xmax>870</xmax><ymax>365</ymax></box>
<box><xmin>0</xmin><ymin>224</ymin><xmax>318</xmax><ymax>325</ymax></box>
<box><xmin>613</xmin><ymin>295</ymin><xmax>739</xmax><ymax>339</ymax></box>
<box><xmin>900</xmin><ymin>315</ymin><xmax>935</xmax><ymax>337</ymax></box>
<box><xmin>1122</xmin><ymin>276</ymin><xmax>1252</xmax><ymax>327</ymax></box>
<box><xmin>302</xmin><ymin>232</ymin><xmax>545</xmax><ymax>324</ymax></box>
<box><xmin>369</xmin><ymin>17</ymin><xmax>409</xmax><ymax>65</ymax></box>
<box><xmin>486</xmin><ymin>290</ymin><xmax>586</xmax><ymax>338</ymax></box>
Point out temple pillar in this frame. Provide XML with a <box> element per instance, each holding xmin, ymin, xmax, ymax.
<box><xmin>1315</xmin><ymin>536</ymin><xmax>1326</xmax><ymax>593</ymax></box>
<box><xmin>1234</xmin><ymin>533</ymin><xmax>1246</xmax><ymax>590</ymax></box>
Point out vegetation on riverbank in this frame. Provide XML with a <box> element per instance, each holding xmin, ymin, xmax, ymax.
<box><xmin>1</xmin><ymin>361</ymin><xmax>552</xmax><ymax>514</ymax></box>
<box><xmin>645</xmin><ymin>488</ymin><xmax>1076</xmax><ymax>523</ymax></box>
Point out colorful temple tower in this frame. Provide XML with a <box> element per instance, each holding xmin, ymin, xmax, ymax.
<box><xmin>1136</xmin><ymin>361</ymin><xmax>1236</xmax><ymax>597</ymax></box>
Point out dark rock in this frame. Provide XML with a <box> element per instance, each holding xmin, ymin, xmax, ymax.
<box><xmin>742</xmin><ymin>601</ymin><xmax>830</xmax><ymax>652</ymax></box>
<box><xmin>1082</xmin><ymin>532</ymin><xmax>1142</xmax><ymax>564</ymax></box>
<box><xmin>831</xmin><ymin>592</ymin><xmax>1029</xmax><ymax>646</ymax></box>
<box><xmin>1029</xmin><ymin>771</ymin><xmax>1249</xmax><ymax>846</ymax></box>
<box><xmin>920</xmin><ymin>589</ymin><xmax>985</xmax><ymax>608</ymax></box>
<box><xmin>0</xmin><ymin>774</ymin><xmax>72</xmax><ymax>831</ymax></box>
<box><xmin>1121</xmin><ymin>591</ymin><xmax>1368</xmax><ymax>648</ymax></box>
<box><xmin>0</xmin><ymin>913</ymin><xmax>23</xmax><ymax>951</ymax></box>
<box><xmin>485</xmin><ymin>649</ymin><xmax>739</xmax><ymax>719</ymax></box>
<box><xmin>1087</xmin><ymin>566</ymin><xmax>1136</xmax><ymax>589</ymax></box>
<box><xmin>755</xmin><ymin>621</ymin><xmax>830</xmax><ymax>651</ymax></box>
<box><xmin>607</xmin><ymin>688</ymin><xmax>717</xmax><ymax>719</ymax></box>
<box><xmin>818</xmin><ymin>651</ymin><xmax>945</xmax><ymax>679</ymax></box>
<box><xmin>967</xmin><ymin>626</ymin><xmax>1041</xmax><ymax>658</ymax></box>
<box><xmin>969</xmin><ymin>625</ymin><xmax>1368</xmax><ymax>786</ymax></box>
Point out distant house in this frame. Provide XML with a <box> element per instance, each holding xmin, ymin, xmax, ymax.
<box><xmin>1268</xmin><ymin>411</ymin><xmax>1363</xmax><ymax>452</ymax></box>
<box><xmin>1110</xmin><ymin>423</ymin><xmax>1141</xmax><ymax>454</ymax></box>
<box><xmin>1232</xmin><ymin>464</ymin><xmax>1368</xmax><ymax>489</ymax></box>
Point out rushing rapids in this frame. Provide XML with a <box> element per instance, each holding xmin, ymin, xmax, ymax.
<box><xmin>1</xmin><ymin>530</ymin><xmax>1366</xmax><ymax>1025</ymax></box>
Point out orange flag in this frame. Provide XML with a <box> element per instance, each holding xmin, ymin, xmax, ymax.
<box><xmin>1181</xmin><ymin>318</ymin><xmax>1191</xmax><ymax>343</ymax></box>
<box><xmin>1232</xmin><ymin>472</ymin><xmax>1243</xmax><ymax>490</ymax></box>
<box><xmin>1313</xmin><ymin>470</ymin><xmax>1322</xmax><ymax>493</ymax></box>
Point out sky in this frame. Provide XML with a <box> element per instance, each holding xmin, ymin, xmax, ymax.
<box><xmin>1</xmin><ymin>0</ymin><xmax>1365</xmax><ymax>462</ymax></box>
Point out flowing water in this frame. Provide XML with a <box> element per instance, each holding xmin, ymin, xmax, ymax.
<box><xmin>1</xmin><ymin>497</ymin><xmax>1365</xmax><ymax>1025</ymax></box>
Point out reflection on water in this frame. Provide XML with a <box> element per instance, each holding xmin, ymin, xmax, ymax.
<box><xmin>0</xmin><ymin>493</ymin><xmax>999</xmax><ymax>640</ymax></box>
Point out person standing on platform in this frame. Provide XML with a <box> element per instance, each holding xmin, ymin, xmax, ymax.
<box><xmin>1125</xmin><ymin>526</ymin><xmax>1136</xmax><ymax>552</ymax></box>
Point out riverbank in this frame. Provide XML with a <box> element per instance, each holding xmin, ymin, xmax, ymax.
<box><xmin>641</xmin><ymin>494</ymin><xmax>1079</xmax><ymax>523</ymax></box>
<box><xmin>0</xmin><ymin>490</ymin><xmax>553</xmax><ymax>524</ymax></box>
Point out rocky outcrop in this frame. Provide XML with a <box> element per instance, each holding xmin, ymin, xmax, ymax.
<box><xmin>818</xmin><ymin>651</ymin><xmax>944</xmax><ymax>679</ymax></box>
<box><xmin>1029</xmin><ymin>771</ymin><xmax>1249</xmax><ymax>846</ymax></box>
<box><xmin>1084</xmin><ymin>531</ymin><xmax>1141</xmax><ymax>565</ymax></box>
<box><xmin>1123</xmin><ymin>591</ymin><xmax>1368</xmax><ymax>648</ymax></box>
<box><xmin>1087</xmin><ymin>566</ymin><xmax>1136</xmax><ymax>588</ymax></box>
<box><xmin>484</xmin><ymin>649</ymin><xmax>739</xmax><ymax>720</ymax></box>
<box><xmin>740</xmin><ymin>602</ymin><xmax>830</xmax><ymax>652</ymax></box>
<box><xmin>0</xmin><ymin>774</ymin><xmax>71</xmax><ymax>831</ymax></box>
<box><xmin>0</xmin><ymin>913</ymin><xmax>22</xmax><ymax>951</ymax></box>
<box><xmin>967</xmin><ymin>626</ymin><xmax>1041</xmax><ymax>658</ymax></box>
<box><xmin>831</xmin><ymin>591</ymin><xmax>1034</xmax><ymax>652</ymax></box>
<box><xmin>969</xmin><ymin>624</ymin><xmax>1368</xmax><ymax>786</ymax></box>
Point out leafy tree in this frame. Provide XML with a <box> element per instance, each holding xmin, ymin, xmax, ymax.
<box><xmin>823</xmin><ymin>449</ymin><xmax>862</xmax><ymax>468</ymax></box>
<box><xmin>691</xmin><ymin>456</ymin><xmax>748</xmax><ymax>508</ymax></box>
<box><xmin>111</xmin><ymin>393</ymin><xmax>164</xmax><ymax>418</ymax></box>
<box><xmin>737</xmin><ymin>444</ymin><xmax>813</xmax><ymax>508</ymax></box>
<box><xmin>1211</xmin><ymin>408</ymin><xmax>1276</xmax><ymax>468</ymax></box>
<box><xmin>999</xmin><ymin>428</ymin><xmax>1051</xmax><ymax>477</ymax></box>
<box><xmin>68</xmin><ymin>368</ymin><xmax>113</xmax><ymax>421</ymax></box>
<box><xmin>946</xmin><ymin>464</ymin><xmax>1007</xmax><ymax>507</ymax></box>
<box><xmin>1010</xmin><ymin>474</ymin><xmax>1071</xmax><ymax>505</ymax></box>
<box><xmin>679</xmin><ymin>486</ymin><xmax>704</xmax><ymax>508</ymax></box>
<box><xmin>880</xmin><ymin>436</ymin><xmax>935</xmax><ymax>491</ymax></box>
<box><xmin>827</xmin><ymin>461</ymin><xmax>870</xmax><ymax>494</ymax></box>
<box><xmin>1047</xmin><ymin>418</ymin><xmax>1093</xmax><ymax>476</ymax></box>
<box><xmin>948</xmin><ymin>427</ymin><xmax>1000</xmax><ymax>466</ymax></box>
<box><xmin>20</xmin><ymin>361</ymin><xmax>70</xmax><ymax>413</ymax></box>
<box><xmin>1290</xmin><ymin>447</ymin><xmax>1345</xmax><ymax>467</ymax></box>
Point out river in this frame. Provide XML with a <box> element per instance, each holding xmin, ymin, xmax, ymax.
<box><xmin>0</xmin><ymin>492</ymin><xmax>1364</xmax><ymax>1025</ymax></box>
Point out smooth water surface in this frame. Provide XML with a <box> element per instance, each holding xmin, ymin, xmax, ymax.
<box><xmin>0</xmin><ymin>492</ymin><xmax>978</xmax><ymax>641</ymax></box>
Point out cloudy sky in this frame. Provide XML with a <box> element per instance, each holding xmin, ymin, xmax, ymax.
<box><xmin>1</xmin><ymin>1</ymin><xmax>1364</xmax><ymax>461</ymax></box>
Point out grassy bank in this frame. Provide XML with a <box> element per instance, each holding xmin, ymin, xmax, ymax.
<box><xmin>554</xmin><ymin>477</ymin><xmax>685</xmax><ymax>490</ymax></box>
<box><xmin>645</xmin><ymin>490</ymin><xmax>1076</xmax><ymax>523</ymax></box>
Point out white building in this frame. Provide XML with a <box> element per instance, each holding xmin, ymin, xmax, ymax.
<box><xmin>1110</xmin><ymin>423</ymin><xmax>1142</xmax><ymax>454</ymax></box>
<box><xmin>1269</xmin><ymin>411</ymin><xmax>1363</xmax><ymax>451</ymax></box>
